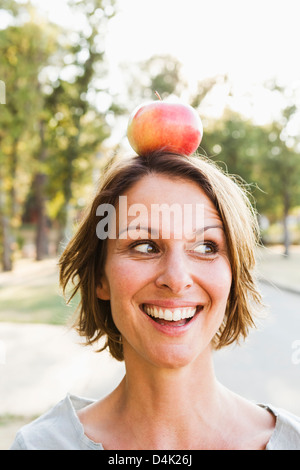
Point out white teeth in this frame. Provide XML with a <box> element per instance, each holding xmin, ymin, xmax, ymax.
<box><xmin>143</xmin><ymin>305</ymin><xmax>198</xmax><ymax>321</ymax></box>
<box><xmin>164</xmin><ymin>309</ymin><xmax>173</xmax><ymax>321</ymax></box>
<box><xmin>173</xmin><ymin>309</ymin><xmax>181</xmax><ymax>321</ymax></box>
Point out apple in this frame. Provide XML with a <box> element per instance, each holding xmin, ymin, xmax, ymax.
<box><xmin>127</xmin><ymin>94</ymin><xmax>203</xmax><ymax>157</ymax></box>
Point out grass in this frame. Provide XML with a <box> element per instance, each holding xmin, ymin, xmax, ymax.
<box><xmin>0</xmin><ymin>258</ymin><xmax>78</xmax><ymax>325</ymax></box>
<box><xmin>0</xmin><ymin>285</ymin><xmax>74</xmax><ymax>324</ymax></box>
<box><xmin>0</xmin><ymin>413</ymin><xmax>38</xmax><ymax>427</ymax></box>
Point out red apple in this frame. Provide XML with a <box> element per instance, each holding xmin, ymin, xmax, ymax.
<box><xmin>127</xmin><ymin>96</ymin><xmax>203</xmax><ymax>157</ymax></box>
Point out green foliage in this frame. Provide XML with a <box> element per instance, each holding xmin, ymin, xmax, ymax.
<box><xmin>141</xmin><ymin>55</ymin><xmax>185</xmax><ymax>100</ymax></box>
<box><xmin>0</xmin><ymin>0</ymin><xmax>23</xmax><ymax>16</ymax></box>
<box><xmin>39</xmin><ymin>0</ymin><xmax>115</xmax><ymax>229</ymax></box>
<box><xmin>201</xmin><ymin>105</ymin><xmax>300</xmax><ymax>251</ymax></box>
<box><xmin>256</xmin><ymin>121</ymin><xmax>300</xmax><ymax>216</ymax></box>
<box><xmin>0</xmin><ymin>0</ymin><xmax>115</xmax><ymax>269</ymax></box>
<box><xmin>0</xmin><ymin>15</ymin><xmax>56</xmax><ymax>268</ymax></box>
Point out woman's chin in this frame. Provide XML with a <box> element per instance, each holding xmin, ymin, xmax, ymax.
<box><xmin>136</xmin><ymin>343</ymin><xmax>207</xmax><ymax>371</ymax></box>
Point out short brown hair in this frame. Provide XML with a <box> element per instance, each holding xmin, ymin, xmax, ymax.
<box><xmin>59</xmin><ymin>152</ymin><xmax>262</xmax><ymax>361</ymax></box>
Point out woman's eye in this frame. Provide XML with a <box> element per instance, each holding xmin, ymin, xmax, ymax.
<box><xmin>193</xmin><ymin>242</ymin><xmax>218</xmax><ymax>255</ymax></box>
<box><xmin>131</xmin><ymin>242</ymin><xmax>158</xmax><ymax>254</ymax></box>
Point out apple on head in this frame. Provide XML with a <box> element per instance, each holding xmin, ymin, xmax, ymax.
<box><xmin>127</xmin><ymin>92</ymin><xmax>203</xmax><ymax>157</ymax></box>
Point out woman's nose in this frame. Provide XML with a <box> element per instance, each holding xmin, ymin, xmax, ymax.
<box><xmin>155</xmin><ymin>250</ymin><xmax>193</xmax><ymax>294</ymax></box>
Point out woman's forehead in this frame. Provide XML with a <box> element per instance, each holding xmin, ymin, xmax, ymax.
<box><xmin>113</xmin><ymin>174</ymin><xmax>223</xmax><ymax>240</ymax></box>
<box><xmin>122</xmin><ymin>173</ymin><xmax>217</xmax><ymax>209</ymax></box>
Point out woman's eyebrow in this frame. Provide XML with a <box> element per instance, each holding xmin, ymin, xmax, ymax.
<box><xmin>195</xmin><ymin>224</ymin><xmax>224</xmax><ymax>234</ymax></box>
<box><xmin>117</xmin><ymin>224</ymin><xmax>223</xmax><ymax>239</ymax></box>
<box><xmin>117</xmin><ymin>226</ymin><xmax>159</xmax><ymax>239</ymax></box>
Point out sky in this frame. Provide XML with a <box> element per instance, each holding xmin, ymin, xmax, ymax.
<box><xmin>29</xmin><ymin>0</ymin><xmax>300</xmax><ymax>81</ymax></box>
<box><xmin>3</xmin><ymin>0</ymin><xmax>300</xmax><ymax>125</ymax></box>
<box><xmin>27</xmin><ymin>0</ymin><xmax>299</xmax><ymax>81</ymax></box>
<box><xmin>106</xmin><ymin>0</ymin><xmax>299</xmax><ymax>84</ymax></box>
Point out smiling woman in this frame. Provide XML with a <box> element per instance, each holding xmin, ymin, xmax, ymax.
<box><xmin>10</xmin><ymin>152</ymin><xmax>300</xmax><ymax>450</ymax></box>
<box><xmin>60</xmin><ymin>152</ymin><xmax>260</xmax><ymax>361</ymax></box>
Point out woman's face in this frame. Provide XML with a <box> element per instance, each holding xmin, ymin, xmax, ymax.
<box><xmin>97</xmin><ymin>174</ymin><xmax>232</xmax><ymax>369</ymax></box>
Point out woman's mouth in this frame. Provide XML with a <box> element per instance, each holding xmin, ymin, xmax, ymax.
<box><xmin>141</xmin><ymin>304</ymin><xmax>203</xmax><ymax>327</ymax></box>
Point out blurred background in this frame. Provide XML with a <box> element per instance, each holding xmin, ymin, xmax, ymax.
<box><xmin>0</xmin><ymin>0</ymin><xmax>299</xmax><ymax>449</ymax></box>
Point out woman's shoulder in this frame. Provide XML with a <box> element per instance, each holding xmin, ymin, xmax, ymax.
<box><xmin>10</xmin><ymin>394</ymin><xmax>103</xmax><ymax>450</ymax></box>
<box><xmin>260</xmin><ymin>404</ymin><xmax>300</xmax><ymax>450</ymax></box>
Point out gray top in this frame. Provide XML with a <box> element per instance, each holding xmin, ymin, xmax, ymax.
<box><xmin>10</xmin><ymin>394</ymin><xmax>300</xmax><ymax>450</ymax></box>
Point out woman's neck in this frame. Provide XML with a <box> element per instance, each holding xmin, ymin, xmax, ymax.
<box><xmin>111</xmin><ymin>347</ymin><xmax>227</xmax><ymax>449</ymax></box>
<box><xmin>78</xmin><ymin>345</ymin><xmax>275</xmax><ymax>450</ymax></box>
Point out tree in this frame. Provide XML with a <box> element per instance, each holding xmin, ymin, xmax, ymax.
<box><xmin>0</xmin><ymin>18</ymin><xmax>53</xmax><ymax>269</ymax></box>
<box><xmin>201</xmin><ymin>101</ymin><xmax>300</xmax><ymax>255</ymax></box>
<box><xmin>256</xmin><ymin>83</ymin><xmax>300</xmax><ymax>255</ymax></box>
<box><xmin>257</xmin><ymin>119</ymin><xmax>300</xmax><ymax>255</ymax></box>
<box><xmin>41</xmin><ymin>0</ymin><xmax>115</xmax><ymax>250</ymax></box>
<box><xmin>201</xmin><ymin>108</ymin><xmax>266</xmax><ymax>193</ymax></box>
<box><xmin>0</xmin><ymin>0</ymin><xmax>116</xmax><ymax>268</ymax></box>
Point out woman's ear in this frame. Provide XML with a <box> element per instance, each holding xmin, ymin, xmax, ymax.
<box><xmin>96</xmin><ymin>275</ymin><xmax>110</xmax><ymax>300</ymax></box>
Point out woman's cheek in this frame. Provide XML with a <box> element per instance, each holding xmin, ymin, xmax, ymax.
<box><xmin>200</xmin><ymin>258</ymin><xmax>232</xmax><ymax>298</ymax></box>
<box><xmin>108</xmin><ymin>258</ymin><xmax>151</xmax><ymax>293</ymax></box>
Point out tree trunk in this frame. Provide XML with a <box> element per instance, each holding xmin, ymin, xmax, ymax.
<box><xmin>0</xmin><ymin>213</ymin><xmax>12</xmax><ymax>271</ymax></box>
<box><xmin>10</xmin><ymin>138</ymin><xmax>18</xmax><ymax>219</ymax></box>
<box><xmin>283</xmin><ymin>189</ymin><xmax>290</xmax><ymax>257</ymax></box>
<box><xmin>56</xmin><ymin>135</ymin><xmax>77</xmax><ymax>254</ymax></box>
<box><xmin>0</xmin><ymin>172</ymin><xmax>12</xmax><ymax>271</ymax></box>
<box><xmin>35</xmin><ymin>120</ymin><xmax>49</xmax><ymax>261</ymax></box>
<box><xmin>35</xmin><ymin>172</ymin><xmax>49</xmax><ymax>260</ymax></box>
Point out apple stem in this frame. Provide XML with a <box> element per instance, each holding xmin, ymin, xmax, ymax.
<box><xmin>154</xmin><ymin>90</ymin><xmax>162</xmax><ymax>101</ymax></box>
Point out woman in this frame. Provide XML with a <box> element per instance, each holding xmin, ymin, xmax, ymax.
<box><xmin>11</xmin><ymin>151</ymin><xmax>300</xmax><ymax>450</ymax></box>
